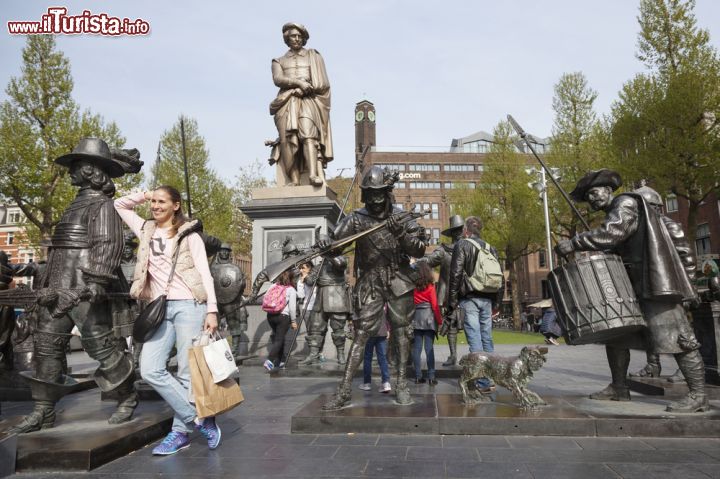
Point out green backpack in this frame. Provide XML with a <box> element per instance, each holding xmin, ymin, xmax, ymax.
<box><xmin>465</xmin><ymin>238</ymin><xmax>503</xmax><ymax>293</ymax></box>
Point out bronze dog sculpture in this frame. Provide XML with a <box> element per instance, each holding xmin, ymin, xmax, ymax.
<box><xmin>459</xmin><ymin>346</ymin><xmax>548</xmax><ymax>408</ymax></box>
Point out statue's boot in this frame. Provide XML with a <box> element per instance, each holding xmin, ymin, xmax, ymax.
<box><xmin>108</xmin><ymin>373</ymin><xmax>138</xmax><ymax>424</ymax></box>
<box><xmin>336</xmin><ymin>346</ymin><xmax>346</xmax><ymax>366</ymax></box>
<box><xmin>667</xmin><ymin>368</ymin><xmax>685</xmax><ymax>383</ymax></box>
<box><xmin>322</xmin><ymin>385</ymin><xmax>352</xmax><ymax>411</ymax></box>
<box><xmin>589</xmin><ymin>346</ymin><xmax>630</xmax><ymax>401</ymax></box>
<box><xmin>7</xmin><ymin>401</ymin><xmax>55</xmax><ymax>434</ymax></box>
<box><xmin>442</xmin><ymin>332</ymin><xmax>458</xmax><ymax>366</ymax></box>
<box><xmin>303</xmin><ymin>139</ymin><xmax>323</xmax><ymax>186</ymax></box>
<box><xmin>666</xmin><ymin>350</ymin><xmax>709</xmax><ymax>413</ymax></box>
<box><xmin>629</xmin><ymin>351</ymin><xmax>661</xmax><ymax>378</ymax></box>
<box><xmin>299</xmin><ymin>346</ymin><xmax>321</xmax><ymax>366</ymax></box>
<box><xmin>393</xmin><ymin>326</ymin><xmax>412</xmax><ymax>405</ymax></box>
<box><xmin>322</xmin><ymin>328</ymin><xmax>368</xmax><ymax>411</ymax></box>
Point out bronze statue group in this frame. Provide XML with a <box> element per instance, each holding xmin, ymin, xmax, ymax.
<box><xmin>0</xmin><ymin>20</ymin><xmax>711</xmax><ymax>464</ymax></box>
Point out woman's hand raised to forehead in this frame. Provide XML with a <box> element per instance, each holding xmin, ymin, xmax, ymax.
<box><xmin>144</xmin><ymin>191</ymin><xmax>153</xmax><ymax>201</ymax></box>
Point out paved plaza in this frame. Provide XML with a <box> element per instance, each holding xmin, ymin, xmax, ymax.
<box><xmin>3</xmin><ymin>340</ymin><xmax>720</xmax><ymax>478</ymax></box>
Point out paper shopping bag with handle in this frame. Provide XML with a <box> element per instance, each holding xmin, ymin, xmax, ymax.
<box><xmin>188</xmin><ymin>344</ymin><xmax>244</xmax><ymax>418</ymax></box>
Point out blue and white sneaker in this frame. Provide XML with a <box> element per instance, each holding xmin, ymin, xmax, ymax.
<box><xmin>263</xmin><ymin>359</ymin><xmax>274</xmax><ymax>372</ymax></box>
<box><xmin>196</xmin><ymin>417</ymin><xmax>222</xmax><ymax>450</ymax></box>
<box><xmin>152</xmin><ymin>431</ymin><xmax>190</xmax><ymax>456</ymax></box>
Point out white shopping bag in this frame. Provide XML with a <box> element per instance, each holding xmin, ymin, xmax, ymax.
<box><xmin>201</xmin><ymin>333</ymin><xmax>239</xmax><ymax>383</ymax></box>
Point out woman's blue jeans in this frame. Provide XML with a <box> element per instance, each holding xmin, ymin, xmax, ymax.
<box><xmin>140</xmin><ymin>300</ymin><xmax>206</xmax><ymax>433</ymax></box>
<box><xmin>363</xmin><ymin>336</ymin><xmax>390</xmax><ymax>384</ymax></box>
<box><xmin>412</xmin><ymin>329</ymin><xmax>436</xmax><ymax>380</ymax></box>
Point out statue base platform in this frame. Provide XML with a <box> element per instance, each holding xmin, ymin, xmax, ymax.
<box><xmin>292</xmin><ymin>393</ymin><xmax>720</xmax><ymax>437</ymax></box>
<box><xmin>262</xmin><ymin>362</ymin><xmax>462</xmax><ymax>379</ymax></box>
<box><xmin>627</xmin><ymin>376</ymin><xmax>720</xmax><ymax>399</ymax></box>
<box><xmin>0</xmin><ymin>431</ymin><xmax>17</xmax><ymax>478</ymax></box>
<box><xmin>0</xmin><ymin>388</ymin><xmax>172</xmax><ymax>472</ymax></box>
<box><xmin>0</xmin><ymin>372</ymin><xmax>96</xmax><ymax>401</ymax></box>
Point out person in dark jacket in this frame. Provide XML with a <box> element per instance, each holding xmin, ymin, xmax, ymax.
<box><xmin>419</xmin><ymin>215</ymin><xmax>464</xmax><ymax>365</ymax></box>
<box><xmin>556</xmin><ymin>169</ymin><xmax>707</xmax><ymax>413</ymax></box>
<box><xmin>446</xmin><ymin>216</ymin><xmax>503</xmax><ymax>390</ymax></box>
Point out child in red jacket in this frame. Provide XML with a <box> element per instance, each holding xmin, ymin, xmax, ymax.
<box><xmin>412</xmin><ymin>262</ymin><xmax>443</xmax><ymax>385</ymax></box>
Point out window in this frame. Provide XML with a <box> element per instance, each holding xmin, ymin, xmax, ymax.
<box><xmin>432</xmin><ymin>228</ymin><xmax>440</xmax><ymax>245</ymax></box>
<box><xmin>431</xmin><ymin>203</ymin><xmax>439</xmax><ymax>220</ymax></box>
<box><xmin>393</xmin><ymin>203</ymin><xmax>405</xmax><ymax>211</ymax></box>
<box><xmin>7</xmin><ymin>211</ymin><xmax>21</xmax><ymax>224</ymax></box>
<box><xmin>409</xmin><ymin>182</ymin><xmax>441</xmax><ymax>189</ymax></box>
<box><xmin>696</xmin><ymin>223</ymin><xmax>711</xmax><ymax>255</ymax></box>
<box><xmin>443</xmin><ymin>182</ymin><xmax>475</xmax><ymax>189</ymax></box>
<box><xmin>477</xmin><ymin>165</ymin><xmax>484</xmax><ymax>172</ymax></box>
<box><xmin>375</xmin><ymin>163</ymin><xmax>405</xmax><ymax>171</ymax></box>
<box><xmin>408</xmin><ymin>164</ymin><xmax>440</xmax><ymax>172</ymax></box>
<box><xmin>6</xmin><ymin>232</ymin><xmax>13</xmax><ymax>245</ymax></box>
<box><xmin>538</xmin><ymin>249</ymin><xmax>547</xmax><ymax>268</ymax></box>
<box><xmin>666</xmin><ymin>194</ymin><xmax>678</xmax><ymax>213</ymax></box>
<box><xmin>395</xmin><ymin>182</ymin><xmax>406</xmax><ymax>189</ymax></box>
<box><xmin>444</xmin><ymin>164</ymin><xmax>474</xmax><ymax>172</ymax></box>
<box><xmin>24</xmin><ymin>252</ymin><xmax>34</xmax><ymax>263</ymax></box>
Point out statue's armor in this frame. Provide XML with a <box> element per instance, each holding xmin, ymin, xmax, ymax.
<box><xmin>212</xmin><ymin>255</ymin><xmax>248</xmax><ymax>356</ymax></box>
<box><xmin>32</xmin><ymin>189</ymin><xmax>134</xmax><ymax>401</ymax></box>
<box><xmin>305</xmin><ymin>256</ymin><xmax>350</xmax><ymax>351</ymax></box>
<box><xmin>326</xmin><ymin>205</ymin><xmax>426</xmax><ymax>403</ymax></box>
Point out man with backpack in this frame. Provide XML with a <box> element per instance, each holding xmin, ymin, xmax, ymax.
<box><xmin>446</xmin><ymin>216</ymin><xmax>504</xmax><ymax>391</ymax></box>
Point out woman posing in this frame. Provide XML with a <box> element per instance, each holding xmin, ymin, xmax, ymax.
<box><xmin>115</xmin><ymin>187</ymin><xmax>221</xmax><ymax>456</ymax></box>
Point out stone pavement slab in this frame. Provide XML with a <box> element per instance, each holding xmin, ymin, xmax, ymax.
<box><xmin>4</xmin><ymin>342</ymin><xmax>720</xmax><ymax>478</ymax></box>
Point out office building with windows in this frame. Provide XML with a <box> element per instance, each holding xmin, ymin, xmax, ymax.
<box><xmin>355</xmin><ymin>99</ymin><xmax>720</xmax><ymax>307</ymax></box>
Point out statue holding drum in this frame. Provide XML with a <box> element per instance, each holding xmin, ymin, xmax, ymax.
<box><xmin>554</xmin><ymin>169</ymin><xmax>708</xmax><ymax>413</ymax></box>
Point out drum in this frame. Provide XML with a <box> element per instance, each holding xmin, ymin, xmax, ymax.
<box><xmin>548</xmin><ymin>251</ymin><xmax>646</xmax><ymax>345</ymax></box>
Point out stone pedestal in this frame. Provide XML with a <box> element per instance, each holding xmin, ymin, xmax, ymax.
<box><xmin>693</xmin><ymin>301</ymin><xmax>720</xmax><ymax>385</ymax></box>
<box><xmin>240</xmin><ymin>185</ymin><xmax>342</xmax><ymax>361</ymax></box>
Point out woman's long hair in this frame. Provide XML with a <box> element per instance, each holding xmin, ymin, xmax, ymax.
<box><xmin>277</xmin><ymin>270</ymin><xmax>295</xmax><ymax>287</ymax></box>
<box><xmin>415</xmin><ymin>261</ymin><xmax>435</xmax><ymax>289</ymax></box>
<box><xmin>155</xmin><ymin>185</ymin><xmax>187</xmax><ymax>238</ymax></box>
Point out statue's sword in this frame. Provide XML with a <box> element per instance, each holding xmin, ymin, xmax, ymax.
<box><xmin>0</xmin><ymin>287</ymin><xmax>129</xmax><ymax>308</ymax></box>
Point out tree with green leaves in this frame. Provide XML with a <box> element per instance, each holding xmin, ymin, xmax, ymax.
<box><xmin>151</xmin><ymin>115</ymin><xmax>235</xmax><ymax>243</ymax></box>
<box><xmin>545</xmin><ymin>72</ymin><xmax>611</xmax><ymax>239</ymax></box>
<box><xmin>610</xmin><ymin>0</ymin><xmax>720</xmax><ymax>246</ymax></box>
<box><xmin>232</xmin><ymin>159</ymin><xmax>268</xmax><ymax>255</ymax></box>
<box><xmin>0</xmin><ymin>35</ymin><xmax>139</xmax><ymax>245</ymax></box>
<box><xmin>454</xmin><ymin>121</ymin><xmax>544</xmax><ymax>328</ymax></box>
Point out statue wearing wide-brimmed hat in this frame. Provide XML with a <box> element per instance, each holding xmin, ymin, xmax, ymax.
<box><xmin>268</xmin><ymin>22</ymin><xmax>333</xmax><ymax>187</ymax></box>
<box><xmin>419</xmin><ymin>214</ymin><xmax>465</xmax><ymax>365</ymax></box>
<box><xmin>8</xmin><ymin>137</ymin><xmax>143</xmax><ymax>433</ymax></box>
<box><xmin>556</xmin><ymin>169</ymin><xmax>708</xmax><ymax>413</ymax></box>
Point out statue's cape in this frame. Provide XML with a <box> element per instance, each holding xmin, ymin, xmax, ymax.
<box><xmin>622</xmin><ymin>193</ymin><xmax>696</xmax><ymax>301</ymax></box>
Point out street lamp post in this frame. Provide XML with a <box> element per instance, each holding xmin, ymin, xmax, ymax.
<box><xmin>527</xmin><ymin>166</ymin><xmax>557</xmax><ymax>271</ymax></box>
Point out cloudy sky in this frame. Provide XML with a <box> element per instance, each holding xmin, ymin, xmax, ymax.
<box><xmin>1</xmin><ymin>1</ymin><xmax>719</xmax><ymax>184</ymax></box>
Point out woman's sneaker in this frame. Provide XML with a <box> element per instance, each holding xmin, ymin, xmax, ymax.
<box><xmin>263</xmin><ymin>360</ymin><xmax>274</xmax><ymax>372</ymax></box>
<box><xmin>152</xmin><ymin>431</ymin><xmax>190</xmax><ymax>456</ymax></box>
<box><xmin>195</xmin><ymin>417</ymin><xmax>222</xmax><ymax>449</ymax></box>
<box><xmin>379</xmin><ymin>382</ymin><xmax>392</xmax><ymax>393</ymax></box>
<box><xmin>358</xmin><ymin>383</ymin><xmax>372</xmax><ymax>391</ymax></box>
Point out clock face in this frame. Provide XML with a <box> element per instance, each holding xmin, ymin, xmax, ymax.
<box><xmin>355</xmin><ymin>110</ymin><xmax>365</xmax><ymax>122</ymax></box>
<box><xmin>368</xmin><ymin>110</ymin><xmax>375</xmax><ymax>122</ymax></box>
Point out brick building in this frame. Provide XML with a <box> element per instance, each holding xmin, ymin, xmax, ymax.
<box><xmin>0</xmin><ymin>204</ymin><xmax>36</xmax><ymax>286</ymax></box>
<box><xmin>354</xmin><ymin>100</ymin><xmax>552</xmax><ymax>311</ymax></box>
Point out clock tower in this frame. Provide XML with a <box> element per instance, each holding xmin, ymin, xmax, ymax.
<box><xmin>355</xmin><ymin>100</ymin><xmax>376</xmax><ymax>163</ymax></box>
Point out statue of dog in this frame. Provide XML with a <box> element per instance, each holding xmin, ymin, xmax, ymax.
<box><xmin>458</xmin><ymin>346</ymin><xmax>548</xmax><ymax>408</ymax></box>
